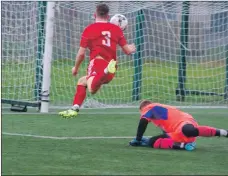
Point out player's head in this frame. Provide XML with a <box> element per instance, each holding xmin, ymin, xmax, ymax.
<box><xmin>139</xmin><ymin>100</ymin><xmax>153</xmax><ymax>110</ymax></box>
<box><xmin>95</xmin><ymin>3</ymin><xmax>109</xmax><ymax>21</ymax></box>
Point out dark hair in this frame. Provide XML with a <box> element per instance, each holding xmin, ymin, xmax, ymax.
<box><xmin>139</xmin><ymin>100</ymin><xmax>153</xmax><ymax>110</ymax></box>
<box><xmin>96</xmin><ymin>4</ymin><xmax>109</xmax><ymax>18</ymax></box>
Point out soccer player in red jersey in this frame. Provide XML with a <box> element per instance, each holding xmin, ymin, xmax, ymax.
<box><xmin>129</xmin><ymin>100</ymin><xmax>228</xmax><ymax>151</ymax></box>
<box><xmin>59</xmin><ymin>4</ymin><xmax>136</xmax><ymax>118</ymax></box>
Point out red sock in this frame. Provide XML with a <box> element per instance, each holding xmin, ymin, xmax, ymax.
<box><xmin>197</xmin><ymin>126</ymin><xmax>217</xmax><ymax>137</ymax></box>
<box><xmin>153</xmin><ymin>138</ymin><xmax>175</xmax><ymax>149</ymax></box>
<box><xmin>72</xmin><ymin>85</ymin><xmax>86</xmax><ymax>106</ymax></box>
<box><xmin>91</xmin><ymin>73</ymin><xmax>107</xmax><ymax>92</ymax></box>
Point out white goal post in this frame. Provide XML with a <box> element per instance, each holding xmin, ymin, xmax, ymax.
<box><xmin>40</xmin><ymin>2</ymin><xmax>55</xmax><ymax>113</ymax></box>
<box><xmin>1</xmin><ymin>1</ymin><xmax>228</xmax><ymax>112</ymax></box>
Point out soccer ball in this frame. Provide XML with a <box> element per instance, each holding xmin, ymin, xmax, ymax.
<box><xmin>110</xmin><ymin>14</ymin><xmax>128</xmax><ymax>31</ymax></box>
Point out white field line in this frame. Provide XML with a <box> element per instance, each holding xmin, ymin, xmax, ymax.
<box><xmin>2</xmin><ymin>132</ymin><xmax>134</xmax><ymax>140</ymax></box>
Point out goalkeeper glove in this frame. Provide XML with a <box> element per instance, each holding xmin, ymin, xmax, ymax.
<box><xmin>129</xmin><ymin>137</ymin><xmax>149</xmax><ymax>147</ymax></box>
<box><xmin>129</xmin><ymin>138</ymin><xmax>141</xmax><ymax>146</ymax></box>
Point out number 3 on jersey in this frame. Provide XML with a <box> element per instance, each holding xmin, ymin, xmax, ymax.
<box><xmin>102</xmin><ymin>31</ymin><xmax>111</xmax><ymax>47</ymax></box>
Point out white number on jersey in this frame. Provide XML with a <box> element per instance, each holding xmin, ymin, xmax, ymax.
<box><xmin>102</xmin><ymin>31</ymin><xmax>111</xmax><ymax>47</ymax></box>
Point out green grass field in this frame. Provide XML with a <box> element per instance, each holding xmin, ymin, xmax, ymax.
<box><xmin>2</xmin><ymin>108</ymin><xmax>228</xmax><ymax>175</ymax></box>
<box><xmin>2</xmin><ymin>59</ymin><xmax>227</xmax><ymax>106</ymax></box>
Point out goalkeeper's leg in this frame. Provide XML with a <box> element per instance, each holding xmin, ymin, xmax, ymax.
<box><xmin>147</xmin><ymin>134</ymin><xmax>196</xmax><ymax>151</ymax></box>
<box><xmin>182</xmin><ymin>124</ymin><xmax>228</xmax><ymax>138</ymax></box>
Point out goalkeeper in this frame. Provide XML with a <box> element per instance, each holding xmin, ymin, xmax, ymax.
<box><xmin>129</xmin><ymin>100</ymin><xmax>228</xmax><ymax>151</ymax></box>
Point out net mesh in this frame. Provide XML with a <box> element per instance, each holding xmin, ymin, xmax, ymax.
<box><xmin>2</xmin><ymin>2</ymin><xmax>39</xmax><ymax>103</ymax></box>
<box><xmin>2</xmin><ymin>1</ymin><xmax>228</xmax><ymax>108</ymax></box>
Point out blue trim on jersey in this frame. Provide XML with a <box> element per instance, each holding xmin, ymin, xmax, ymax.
<box><xmin>143</xmin><ymin>106</ymin><xmax>168</xmax><ymax>120</ymax></box>
<box><xmin>152</xmin><ymin>106</ymin><xmax>168</xmax><ymax>120</ymax></box>
<box><xmin>143</xmin><ymin>109</ymin><xmax>154</xmax><ymax>119</ymax></box>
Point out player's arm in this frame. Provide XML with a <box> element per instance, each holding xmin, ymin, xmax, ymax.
<box><xmin>130</xmin><ymin>106</ymin><xmax>169</xmax><ymax>146</ymax></box>
<box><xmin>74</xmin><ymin>47</ymin><xmax>86</xmax><ymax>74</ymax></box>
<box><xmin>121</xmin><ymin>44</ymin><xmax>136</xmax><ymax>55</ymax></box>
<box><xmin>118</xmin><ymin>30</ymin><xmax>136</xmax><ymax>55</ymax></box>
<box><xmin>129</xmin><ymin>113</ymin><xmax>154</xmax><ymax>147</ymax></box>
<box><xmin>130</xmin><ymin>108</ymin><xmax>159</xmax><ymax>145</ymax></box>
<box><xmin>135</xmin><ymin>117</ymin><xmax>149</xmax><ymax>141</ymax></box>
<box><xmin>72</xmin><ymin>28</ymin><xmax>89</xmax><ymax>75</ymax></box>
<box><xmin>137</xmin><ymin>106</ymin><xmax>169</xmax><ymax>139</ymax></box>
<box><xmin>129</xmin><ymin>116</ymin><xmax>149</xmax><ymax>146</ymax></box>
<box><xmin>135</xmin><ymin>108</ymin><xmax>157</xmax><ymax>141</ymax></box>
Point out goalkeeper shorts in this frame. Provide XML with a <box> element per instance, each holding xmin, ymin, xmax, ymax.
<box><xmin>167</xmin><ymin>119</ymin><xmax>198</xmax><ymax>143</ymax></box>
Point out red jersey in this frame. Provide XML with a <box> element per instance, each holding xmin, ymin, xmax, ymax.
<box><xmin>80</xmin><ymin>22</ymin><xmax>127</xmax><ymax>62</ymax></box>
<box><xmin>140</xmin><ymin>103</ymin><xmax>196</xmax><ymax>133</ymax></box>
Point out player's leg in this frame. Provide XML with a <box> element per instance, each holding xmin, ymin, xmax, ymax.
<box><xmin>147</xmin><ymin>134</ymin><xmax>196</xmax><ymax>151</ymax></box>
<box><xmin>59</xmin><ymin>76</ymin><xmax>87</xmax><ymax>118</ymax></box>
<box><xmin>72</xmin><ymin>76</ymin><xmax>87</xmax><ymax>110</ymax></box>
<box><xmin>182</xmin><ymin>124</ymin><xmax>228</xmax><ymax>138</ymax></box>
<box><xmin>87</xmin><ymin>73</ymin><xmax>115</xmax><ymax>94</ymax></box>
<box><xmin>87</xmin><ymin>76</ymin><xmax>102</xmax><ymax>94</ymax></box>
<box><xmin>59</xmin><ymin>58</ymin><xmax>116</xmax><ymax>118</ymax></box>
<box><xmin>87</xmin><ymin>59</ymin><xmax>116</xmax><ymax>94</ymax></box>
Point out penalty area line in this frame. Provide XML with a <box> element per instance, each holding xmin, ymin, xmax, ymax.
<box><xmin>2</xmin><ymin>132</ymin><xmax>134</xmax><ymax>140</ymax></box>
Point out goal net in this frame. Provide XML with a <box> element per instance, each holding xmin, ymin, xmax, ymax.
<box><xmin>2</xmin><ymin>1</ymin><xmax>228</xmax><ymax>109</ymax></box>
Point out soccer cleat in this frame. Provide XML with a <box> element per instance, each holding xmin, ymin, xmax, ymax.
<box><xmin>184</xmin><ymin>142</ymin><xmax>196</xmax><ymax>151</ymax></box>
<box><xmin>107</xmin><ymin>59</ymin><xmax>116</xmax><ymax>74</ymax></box>
<box><xmin>58</xmin><ymin>109</ymin><xmax>78</xmax><ymax>118</ymax></box>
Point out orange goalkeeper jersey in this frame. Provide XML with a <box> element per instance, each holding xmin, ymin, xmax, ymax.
<box><xmin>140</xmin><ymin>103</ymin><xmax>196</xmax><ymax>133</ymax></box>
